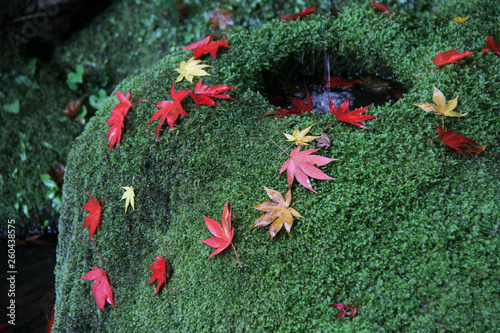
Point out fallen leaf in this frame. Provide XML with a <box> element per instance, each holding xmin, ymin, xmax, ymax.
<box><xmin>368</xmin><ymin>1</ymin><xmax>395</xmax><ymax>22</ymax></box>
<box><xmin>463</xmin><ymin>144</ymin><xmax>486</xmax><ymax>157</ymax></box>
<box><xmin>322</xmin><ymin>76</ymin><xmax>362</xmax><ymax>88</ymax></box>
<box><xmin>48</xmin><ymin>163</ymin><xmax>65</xmax><ymax>186</ymax></box>
<box><xmin>209</xmin><ymin>8</ymin><xmax>234</xmax><ymax>30</ymax></box>
<box><xmin>279</xmin><ymin>145</ymin><xmax>337</xmax><ymax>193</ymax></box>
<box><xmin>79</xmin><ymin>267</ymin><xmax>114</xmax><ymax>311</ymax></box>
<box><xmin>120</xmin><ymin>186</ymin><xmax>135</xmax><ymax>213</ymax></box>
<box><xmin>180</xmin><ymin>35</ymin><xmax>212</xmax><ymax>50</ymax></box>
<box><xmin>106</xmin><ymin>91</ymin><xmax>145</xmax><ymax>150</ymax></box>
<box><xmin>174</xmin><ymin>57</ymin><xmax>211</xmax><ymax>83</ymax></box>
<box><xmin>81</xmin><ymin>191</ymin><xmax>102</xmax><ymax>241</ymax></box>
<box><xmin>453</xmin><ymin>16</ymin><xmax>468</xmax><ymax>23</ymax></box>
<box><xmin>257</xmin><ymin>108</ymin><xmax>302</xmax><ymax>119</ymax></box>
<box><xmin>437</xmin><ymin>122</ymin><xmax>477</xmax><ymax>158</ymax></box>
<box><xmin>251</xmin><ymin>186</ymin><xmax>303</xmax><ymax>240</ymax></box>
<box><xmin>283</xmin><ymin>123</ymin><xmax>320</xmax><ymax>146</ymax></box>
<box><xmin>280</xmin><ymin>5</ymin><xmax>317</xmax><ymax>21</ymax></box>
<box><xmin>187</xmin><ymin>79</ymin><xmax>235</xmax><ymax>107</ymax></box>
<box><xmin>289</xmin><ymin>85</ymin><xmax>313</xmax><ymax>115</ymax></box>
<box><xmin>414</xmin><ymin>86</ymin><xmax>466</xmax><ymax>117</ymax></box>
<box><xmin>327</xmin><ymin>96</ymin><xmax>378</xmax><ymax>129</ymax></box>
<box><xmin>330</xmin><ymin>303</ymin><xmax>362</xmax><ymax>319</ymax></box>
<box><xmin>148</xmin><ymin>80</ymin><xmax>189</xmax><ymax>139</ymax></box>
<box><xmin>200</xmin><ymin>199</ymin><xmax>241</xmax><ymax>266</ymax></box>
<box><xmin>315</xmin><ymin>131</ymin><xmax>331</xmax><ymax>149</ymax></box>
<box><xmin>481</xmin><ymin>36</ymin><xmax>500</xmax><ymax>56</ymax></box>
<box><xmin>148</xmin><ymin>241</ymin><xmax>172</xmax><ymax>295</ymax></box>
<box><xmin>193</xmin><ymin>38</ymin><xmax>230</xmax><ymax>59</ymax></box>
<box><xmin>63</xmin><ymin>99</ymin><xmax>81</xmax><ymax>118</ymax></box>
<box><xmin>174</xmin><ymin>0</ymin><xmax>191</xmax><ymax>18</ymax></box>
<box><xmin>430</xmin><ymin>48</ymin><xmax>474</xmax><ymax>68</ymax></box>
<box><xmin>46</xmin><ymin>305</ymin><xmax>54</xmax><ymax>332</ymax></box>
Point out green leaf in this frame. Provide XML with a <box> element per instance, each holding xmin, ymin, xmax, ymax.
<box><xmin>66</xmin><ymin>65</ymin><xmax>84</xmax><ymax>91</ymax></box>
<box><xmin>40</xmin><ymin>174</ymin><xmax>58</xmax><ymax>189</ymax></box>
<box><xmin>89</xmin><ymin>89</ymin><xmax>108</xmax><ymax>110</ymax></box>
<box><xmin>3</xmin><ymin>98</ymin><xmax>20</xmax><ymax>114</ymax></box>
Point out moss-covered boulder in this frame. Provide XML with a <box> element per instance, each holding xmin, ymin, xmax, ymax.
<box><xmin>54</xmin><ymin>1</ymin><xmax>499</xmax><ymax>331</ymax></box>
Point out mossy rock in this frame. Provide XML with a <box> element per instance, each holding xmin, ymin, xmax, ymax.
<box><xmin>54</xmin><ymin>1</ymin><xmax>500</xmax><ymax>331</ymax></box>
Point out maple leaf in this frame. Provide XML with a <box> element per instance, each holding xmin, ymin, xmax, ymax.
<box><xmin>193</xmin><ymin>39</ymin><xmax>230</xmax><ymax>59</ymax></box>
<box><xmin>180</xmin><ymin>35</ymin><xmax>211</xmax><ymax>50</ymax></box>
<box><xmin>251</xmin><ymin>186</ymin><xmax>303</xmax><ymax>240</ymax></box>
<box><xmin>315</xmin><ymin>131</ymin><xmax>331</xmax><ymax>149</ymax></box>
<box><xmin>174</xmin><ymin>57</ymin><xmax>211</xmax><ymax>83</ymax></box>
<box><xmin>81</xmin><ymin>191</ymin><xmax>102</xmax><ymax>241</ymax></box>
<box><xmin>322</xmin><ymin>76</ymin><xmax>362</xmax><ymax>88</ymax></box>
<box><xmin>289</xmin><ymin>85</ymin><xmax>313</xmax><ymax>115</ymax></box>
<box><xmin>120</xmin><ymin>186</ymin><xmax>135</xmax><ymax>213</ymax></box>
<box><xmin>200</xmin><ymin>199</ymin><xmax>241</xmax><ymax>266</ymax></box>
<box><xmin>283</xmin><ymin>123</ymin><xmax>320</xmax><ymax>146</ymax></box>
<box><xmin>437</xmin><ymin>123</ymin><xmax>477</xmax><ymax>158</ymax></box>
<box><xmin>106</xmin><ymin>91</ymin><xmax>145</xmax><ymax>150</ymax></box>
<box><xmin>209</xmin><ymin>8</ymin><xmax>234</xmax><ymax>30</ymax></box>
<box><xmin>327</xmin><ymin>96</ymin><xmax>378</xmax><ymax>129</ymax></box>
<box><xmin>430</xmin><ymin>48</ymin><xmax>474</xmax><ymax>68</ymax></box>
<box><xmin>79</xmin><ymin>267</ymin><xmax>114</xmax><ymax>311</ymax></box>
<box><xmin>257</xmin><ymin>108</ymin><xmax>302</xmax><ymax>119</ymax></box>
<box><xmin>464</xmin><ymin>144</ymin><xmax>486</xmax><ymax>157</ymax></box>
<box><xmin>46</xmin><ymin>305</ymin><xmax>54</xmax><ymax>333</ymax></box>
<box><xmin>414</xmin><ymin>86</ymin><xmax>466</xmax><ymax>117</ymax></box>
<box><xmin>280</xmin><ymin>5</ymin><xmax>317</xmax><ymax>21</ymax></box>
<box><xmin>453</xmin><ymin>16</ymin><xmax>469</xmax><ymax>23</ymax></box>
<box><xmin>279</xmin><ymin>145</ymin><xmax>337</xmax><ymax>193</ymax></box>
<box><xmin>330</xmin><ymin>303</ymin><xmax>362</xmax><ymax>319</ymax></box>
<box><xmin>148</xmin><ymin>80</ymin><xmax>189</xmax><ymax>139</ymax></box>
<box><xmin>187</xmin><ymin>79</ymin><xmax>235</xmax><ymax>107</ymax></box>
<box><xmin>368</xmin><ymin>1</ymin><xmax>395</xmax><ymax>22</ymax></box>
<box><xmin>148</xmin><ymin>241</ymin><xmax>172</xmax><ymax>295</ymax></box>
<box><xmin>481</xmin><ymin>36</ymin><xmax>500</xmax><ymax>56</ymax></box>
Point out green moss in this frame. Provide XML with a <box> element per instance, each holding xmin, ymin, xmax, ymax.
<box><xmin>54</xmin><ymin>1</ymin><xmax>499</xmax><ymax>331</ymax></box>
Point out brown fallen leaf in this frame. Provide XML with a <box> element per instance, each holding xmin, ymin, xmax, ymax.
<box><xmin>315</xmin><ymin>131</ymin><xmax>331</xmax><ymax>149</ymax></box>
<box><xmin>209</xmin><ymin>8</ymin><xmax>234</xmax><ymax>30</ymax></box>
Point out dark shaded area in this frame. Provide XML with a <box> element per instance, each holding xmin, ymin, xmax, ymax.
<box><xmin>0</xmin><ymin>233</ymin><xmax>57</xmax><ymax>332</ymax></box>
<box><xmin>0</xmin><ymin>0</ymin><xmax>113</xmax><ymax>60</ymax></box>
<box><xmin>261</xmin><ymin>52</ymin><xmax>407</xmax><ymax>113</ymax></box>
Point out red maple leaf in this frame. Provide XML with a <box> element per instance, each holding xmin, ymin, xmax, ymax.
<box><xmin>106</xmin><ymin>91</ymin><xmax>144</xmax><ymax>150</ymax></box>
<box><xmin>463</xmin><ymin>144</ymin><xmax>486</xmax><ymax>157</ymax></box>
<box><xmin>481</xmin><ymin>36</ymin><xmax>500</xmax><ymax>56</ymax></box>
<box><xmin>430</xmin><ymin>48</ymin><xmax>474</xmax><ymax>68</ymax></box>
<box><xmin>279</xmin><ymin>145</ymin><xmax>337</xmax><ymax>193</ymax></box>
<box><xmin>148</xmin><ymin>241</ymin><xmax>172</xmax><ymax>296</ymax></box>
<box><xmin>257</xmin><ymin>108</ymin><xmax>302</xmax><ymax>119</ymax></box>
<box><xmin>193</xmin><ymin>39</ymin><xmax>230</xmax><ymax>59</ymax></box>
<box><xmin>180</xmin><ymin>35</ymin><xmax>211</xmax><ymax>50</ymax></box>
<box><xmin>280</xmin><ymin>5</ymin><xmax>317</xmax><ymax>21</ymax></box>
<box><xmin>327</xmin><ymin>96</ymin><xmax>378</xmax><ymax>129</ymax></box>
<box><xmin>148</xmin><ymin>80</ymin><xmax>189</xmax><ymax>140</ymax></box>
<box><xmin>330</xmin><ymin>303</ymin><xmax>362</xmax><ymax>319</ymax></box>
<box><xmin>79</xmin><ymin>267</ymin><xmax>114</xmax><ymax>311</ymax></box>
<box><xmin>200</xmin><ymin>199</ymin><xmax>241</xmax><ymax>267</ymax></box>
<box><xmin>187</xmin><ymin>79</ymin><xmax>235</xmax><ymax>107</ymax></box>
<box><xmin>46</xmin><ymin>305</ymin><xmax>54</xmax><ymax>332</ymax></box>
<box><xmin>289</xmin><ymin>85</ymin><xmax>313</xmax><ymax>115</ymax></box>
<box><xmin>81</xmin><ymin>191</ymin><xmax>102</xmax><ymax>241</ymax></box>
<box><xmin>368</xmin><ymin>1</ymin><xmax>395</xmax><ymax>22</ymax></box>
<box><xmin>437</xmin><ymin>123</ymin><xmax>476</xmax><ymax>158</ymax></box>
<box><xmin>322</xmin><ymin>76</ymin><xmax>362</xmax><ymax>88</ymax></box>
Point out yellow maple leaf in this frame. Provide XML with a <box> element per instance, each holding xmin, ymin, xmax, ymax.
<box><xmin>413</xmin><ymin>86</ymin><xmax>467</xmax><ymax>117</ymax></box>
<box><xmin>121</xmin><ymin>186</ymin><xmax>135</xmax><ymax>213</ymax></box>
<box><xmin>454</xmin><ymin>16</ymin><xmax>469</xmax><ymax>23</ymax></box>
<box><xmin>283</xmin><ymin>123</ymin><xmax>321</xmax><ymax>146</ymax></box>
<box><xmin>174</xmin><ymin>57</ymin><xmax>211</xmax><ymax>83</ymax></box>
<box><xmin>250</xmin><ymin>186</ymin><xmax>303</xmax><ymax>241</ymax></box>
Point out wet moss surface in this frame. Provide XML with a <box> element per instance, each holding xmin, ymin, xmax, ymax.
<box><xmin>46</xmin><ymin>0</ymin><xmax>500</xmax><ymax>331</ymax></box>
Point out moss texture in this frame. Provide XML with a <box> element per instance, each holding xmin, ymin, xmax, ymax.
<box><xmin>54</xmin><ymin>1</ymin><xmax>499</xmax><ymax>331</ymax></box>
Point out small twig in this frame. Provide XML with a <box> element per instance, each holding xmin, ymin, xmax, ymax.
<box><xmin>278</xmin><ymin>143</ymin><xmax>295</xmax><ymax>157</ymax></box>
<box><xmin>269</xmin><ymin>138</ymin><xmax>290</xmax><ymax>157</ymax></box>
<box><xmin>324</xmin><ymin>119</ymin><xmax>336</xmax><ymax>131</ymax></box>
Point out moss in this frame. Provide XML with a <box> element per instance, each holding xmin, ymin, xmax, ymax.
<box><xmin>53</xmin><ymin>0</ymin><xmax>500</xmax><ymax>331</ymax></box>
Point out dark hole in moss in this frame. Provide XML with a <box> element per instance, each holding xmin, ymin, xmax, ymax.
<box><xmin>261</xmin><ymin>51</ymin><xmax>407</xmax><ymax>113</ymax></box>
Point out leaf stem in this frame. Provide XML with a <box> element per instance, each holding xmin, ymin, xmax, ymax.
<box><xmin>166</xmin><ymin>240</ymin><xmax>173</xmax><ymax>259</ymax></box>
<box><xmin>324</xmin><ymin>119</ymin><xmax>336</xmax><ymax>131</ymax></box>
<box><xmin>268</xmin><ymin>138</ymin><xmax>290</xmax><ymax>157</ymax></box>
<box><xmin>231</xmin><ymin>243</ymin><xmax>242</xmax><ymax>267</ymax></box>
